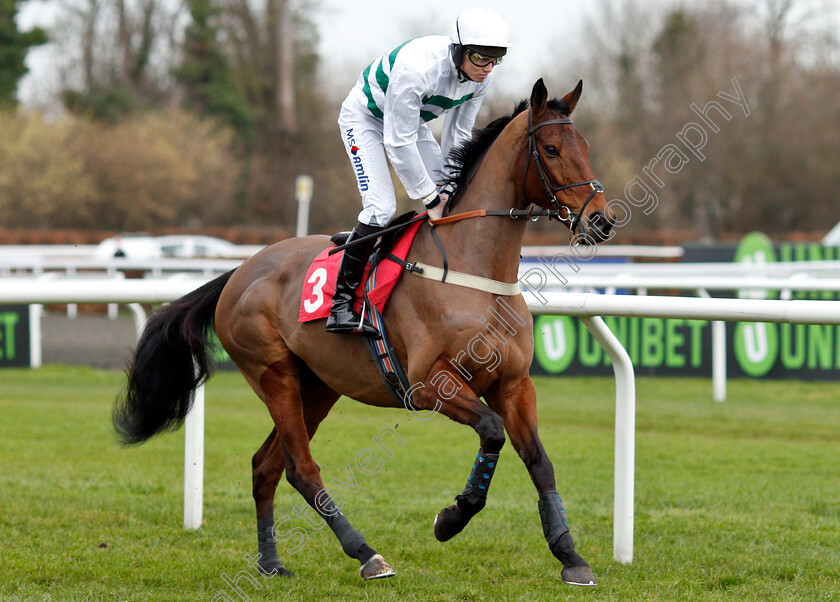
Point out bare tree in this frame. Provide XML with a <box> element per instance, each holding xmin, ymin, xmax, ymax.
<box><xmin>55</xmin><ymin>0</ymin><xmax>185</xmax><ymax>112</ymax></box>
<box><xmin>269</xmin><ymin>0</ymin><xmax>296</xmax><ymax>134</ymax></box>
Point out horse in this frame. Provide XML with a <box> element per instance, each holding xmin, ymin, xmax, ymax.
<box><xmin>113</xmin><ymin>78</ymin><xmax>615</xmax><ymax>586</ymax></box>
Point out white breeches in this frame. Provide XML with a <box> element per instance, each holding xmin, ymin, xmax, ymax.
<box><xmin>338</xmin><ymin>107</ymin><xmax>442</xmax><ymax>227</ymax></box>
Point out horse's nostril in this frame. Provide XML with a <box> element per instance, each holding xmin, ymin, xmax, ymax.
<box><xmin>596</xmin><ymin>210</ymin><xmax>616</xmax><ymax>227</ymax></box>
<box><xmin>585</xmin><ymin>211</ymin><xmax>613</xmax><ymax>241</ymax></box>
<box><xmin>589</xmin><ymin>211</ymin><xmax>612</xmax><ymax>231</ymax></box>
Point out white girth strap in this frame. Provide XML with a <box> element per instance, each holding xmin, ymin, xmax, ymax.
<box><xmin>410</xmin><ymin>261</ymin><xmax>521</xmax><ymax>296</ymax></box>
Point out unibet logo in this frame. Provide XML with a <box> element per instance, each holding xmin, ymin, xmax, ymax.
<box><xmin>733</xmin><ymin>232</ymin><xmax>778</xmax><ymax>377</ymax></box>
<box><xmin>733</xmin><ymin>231</ymin><xmax>777</xmax><ymax>301</ymax></box>
<box><xmin>534</xmin><ymin>316</ymin><xmax>576</xmax><ymax>373</ymax></box>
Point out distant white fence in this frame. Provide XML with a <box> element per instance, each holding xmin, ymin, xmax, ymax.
<box><xmin>0</xmin><ymin>256</ymin><xmax>241</xmax><ymax>277</ymax></box>
<box><xmin>520</xmin><ymin>245</ymin><xmax>684</xmax><ymax>259</ymax></box>
<box><xmin>4</xmin><ymin>276</ymin><xmax>840</xmax><ymax>565</ymax></box>
<box><xmin>0</xmin><ymin>245</ymin><xmax>100</xmax><ymax>258</ymax></box>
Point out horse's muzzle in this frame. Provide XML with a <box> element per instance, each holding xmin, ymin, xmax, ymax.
<box><xmin>579</xmin><ymin>210</ymin><xmax>614</xmax><ymax>243</ymax></box>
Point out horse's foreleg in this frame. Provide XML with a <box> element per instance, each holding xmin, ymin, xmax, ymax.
<box><xmin>411</xmin><ymin>360</ymin><xmax>506</xmax><ymax>542</ymax></box>
<box><xmin>486</xmin><ymin>377</ymin><xmax>596</xmax><ymax>586</ymax></box>
<box><xmin>259</xmin><ymin>360</ymin><xmax>394</xmax><ymax>580</ymax></box>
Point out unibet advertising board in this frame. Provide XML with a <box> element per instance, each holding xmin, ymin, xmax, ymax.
<box><xmin>531</xmin><ymin>232</ymin><xmax>840</xmax><ymax>380</ymax></box>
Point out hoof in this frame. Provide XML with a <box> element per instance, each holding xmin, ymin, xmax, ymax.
<box><xmin>561</xmin><ymin>564</ymin><xmax>597</xmax><ymax>586</ymax></box>
<box><xmin>259</xmin><ymin>557</ymin><xmax>294</xmax><ymax>578</ymax></box>
<box><xmin>360</xmin><ymin>554</ymin><xmax>395</xmax><ymax>580</ymax></box>
<box><xmin>434</xmin><ymin>505</ymin><xmax>466</xmax><ymax>542</ymax></box>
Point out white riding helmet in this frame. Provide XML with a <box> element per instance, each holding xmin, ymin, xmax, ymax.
<box><xmin>449</xmin><ymin>7</ymin><xmax>513</xmax><ymax>54</ymax></box>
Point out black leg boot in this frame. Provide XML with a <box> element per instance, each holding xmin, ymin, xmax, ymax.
<box><xmin>326</xmin><ymin>223</ymin><xmax>382</xmax><ymax>335</ymax></box>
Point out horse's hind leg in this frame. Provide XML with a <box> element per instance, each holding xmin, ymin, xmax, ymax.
<box><xmin>410</xmin><ymin>360</ymin><xmax>507</xmax><ymax>542</ymax></box>
<box><xmin>486</xmin><ymin>377</ymin><xmax>596</xmax><ymax>586</ymax></box>
<box><xmin>251</xmin><ymin>370</ymin><xmax>339</xmax><ymax>577</ymax></box>
<box><xmin>252</xmin><ymin>428</ymin><xmax>293</xmax><ymax>576</ymax></box>
<box><xmin>258</xmin><ymin>355</ymin><xmax>394</xmax><ymax>580</ymax></box>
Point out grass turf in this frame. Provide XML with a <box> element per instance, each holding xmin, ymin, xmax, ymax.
<box><xmin>0</xmin><ymin>366</ymin><xmax>838</xmax><ymax>600</ymax></box>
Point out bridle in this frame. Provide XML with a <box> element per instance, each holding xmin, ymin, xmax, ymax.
<box><xmin>523</xmin><ymin>110</ymin><xmax>604</xmax><ymax>234</ymax></box>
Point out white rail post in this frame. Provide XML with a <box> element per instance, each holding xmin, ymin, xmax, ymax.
<box><xmin>67</xmin><ymin>265</ymin><xmax>78</xmax><ymax>318</ymax></box>
<box><xmin>698</xmin><ymin>289</ymin><xmax>727</xmax><ymax>402</ymax></box>
<box><xmin>580</xmin><ymin>316</ymin><xmax>635</xmax><ymax>564</ymax></box>
<box><xmin>30</xmin><ymin>273</ymin><xmax>61</xmax><ymax>368</ymax></box>
<box><xmin>295</xmin><ymin>175</ymin><xmax>314</xmax><ymax>238</ymax></box>
<box><xmin>711</xmin><ymin>321</ymin><xmax>727</xmax><ymax>402</ymax></box>
<box><xmin>127</xmin><ymin>303</ymin><xmax>147</xmax><ymax>338</ymax></box>
<box><xmin>29</xmin><ymin>304</ymin><xmax>42</xmax><ymax>368</ymax></box>
<box><xmin>184</xmin><ymin>380</ymin><xmax>205</xmax><ymax>530</ymax></box>
<box><xmin>107</xmin><ymin>267</ymin><xmax>120</xmax><ymax>319</ymax></box>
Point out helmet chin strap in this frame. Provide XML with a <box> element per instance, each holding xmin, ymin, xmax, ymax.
<box><xmin>451</xmin><ymin>44</ymin><xmax>472</xmax><ymax>82</ymax></box>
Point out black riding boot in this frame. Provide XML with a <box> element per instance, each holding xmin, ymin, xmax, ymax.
<box><xmin>325</xmin><ymin>223</ymin><xmax>382</xmax><ymax>335</ymax></box>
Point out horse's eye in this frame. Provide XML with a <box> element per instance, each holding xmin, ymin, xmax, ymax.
<box><xmin>543</xmin><ymin>145</ymin><xmax>560</xmax><ymax>157</ymax></box>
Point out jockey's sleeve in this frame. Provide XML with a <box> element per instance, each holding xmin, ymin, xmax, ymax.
<box><xmin>382</xmin><ymin>69</ymin><xmax>439</xmax><ymax>201</ymax></box>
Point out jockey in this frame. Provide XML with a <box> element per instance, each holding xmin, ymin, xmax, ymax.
<box><xmin>327</xmin><ymin>6</ymin><xmax>512</xmax><ymax>334</ymax></box>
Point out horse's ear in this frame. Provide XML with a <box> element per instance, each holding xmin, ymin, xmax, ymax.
<box><xmin>561</xmin><ymin>80</ymin><xmax>584</xmax><ymax>114</ymax></box>
<box><xmin>530</xmin><ymin>78</ymin><xmax>548</xmax><ymax>113</ymax></box>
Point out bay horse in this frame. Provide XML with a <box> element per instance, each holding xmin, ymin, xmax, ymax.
<box><xmin>113</xmin><ymin>79</ymin><xmax>614</xmax><ymax>586</ymax></box>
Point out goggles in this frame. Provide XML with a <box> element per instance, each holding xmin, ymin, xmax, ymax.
<box><xmin>466</xmin><ymin>49</ymin><xmax>504</xmax><ymax>67</ymax></box>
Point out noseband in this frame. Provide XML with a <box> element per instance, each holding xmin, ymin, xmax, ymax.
<box><xmin>524</xmin><ymin>111</ymin><xmax>604</xmax><ymax>234</ymax></box>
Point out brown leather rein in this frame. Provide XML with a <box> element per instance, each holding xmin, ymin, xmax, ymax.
<box><xmin>428</xmin><ymin>206</ymin><xmax>558</xmax><ymax>226</ymax></box>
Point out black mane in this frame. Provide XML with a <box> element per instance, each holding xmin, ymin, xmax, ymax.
<box><xmin>440</xmin><ymin>98</ymin><xmax>571</xmax><ymax>209</ymax></box>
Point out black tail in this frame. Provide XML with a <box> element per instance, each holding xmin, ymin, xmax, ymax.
<box><xmin>113</xmin><ymin>270</ymin><xmax>235</xmax><ymax>445</ymax></box>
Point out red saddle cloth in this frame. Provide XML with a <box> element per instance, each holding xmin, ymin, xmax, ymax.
<box><xmin>298</xmin><ymin>219</ymin><xmax>424</xmax><ymax>323</ymax></box>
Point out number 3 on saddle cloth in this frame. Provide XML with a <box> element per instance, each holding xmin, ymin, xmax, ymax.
<box><xmin>298</xmin><ymin>216</ymin><xmax>425</xmax><ymax>408</ymax></box>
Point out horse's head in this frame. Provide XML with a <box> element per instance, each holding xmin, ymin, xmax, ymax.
<box><xmin>519</xmin><ymin>79</ymin><xmax>614</xmax><ymax>243</ymax></box>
